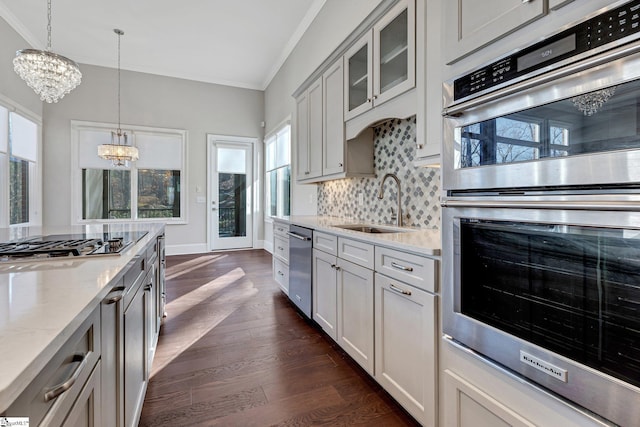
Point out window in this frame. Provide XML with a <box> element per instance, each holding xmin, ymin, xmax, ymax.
<box><xmin>0</xmin><ymin>106</ymin><xmax>41</xmax><ymax>226</ymax></box>
<box><xmin>265</xmin><ymin>123</ymin><xmax>291</xmax><ymax>218</ymax></box>
<box><xmin>72</xmin><ymin>122</ymin><xmax>186</xmax><ymax>223</ymax></box>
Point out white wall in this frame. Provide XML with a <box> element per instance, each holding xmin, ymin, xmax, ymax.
<box><xmin>264</xmin><ymin>0</ymin><xmax>384</xmax><ymax>218</ymax></box>
<box><xmin>43</xmin><ymin>64</ymin><xmax>264</xmax><ymax>252</ymax></box>
<box><xmin>0</xmin><ymin>18</ymin><xmax>43</xmax><ymax>123</ymax></box>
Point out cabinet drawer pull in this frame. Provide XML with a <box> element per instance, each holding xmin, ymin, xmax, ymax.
<box><xmin>389</xmin><ymin>284</ymin><xmax>412</xmax><ymax>296</ymax></box>
<box><xmin>391</xmin><ymin>261</ymin><xmax>413</xmax><ymax>272</ymax></box>
<box><xmin>277</xmin><ymin>246</ymin><xmax>284</xmax><ymax>251</ymax></box>
<box><xmin>105</xmin><ymin>286</ymin><xmax>126</xmax><ymax>304</ymax></box>
<box><xmin>278</xmin><ymin>270</ymin><xmax>284</xmax><ymax>276</ymax></box>
<box><xmin>145</xmin><ymin>284</ymin><xmax>153</xmax><ymax>291</ymax></box>
<box><xmin>44</xmin><ymin>353</ymin><xmax>88</xmax><ymax>402</ymax></box>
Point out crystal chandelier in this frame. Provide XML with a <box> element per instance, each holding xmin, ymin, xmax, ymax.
<box><xmin>97</xmin><ymin>29</ymin><xmax>139</xmax><ymax>167</ymax></box>
<box><xmin>13</xmin><ymin>0</ymin><xmax>82</xmax><ymax>103</ymax></box>
<box><xmin>571</xmin><ymin>87</ymin><xmax>616</xmax><ymax>116</ymax></box>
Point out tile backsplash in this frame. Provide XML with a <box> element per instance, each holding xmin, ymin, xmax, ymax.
<box><xmin>317</xmin><ymin>116</ymin><xmax>441</xmax><ymax>229</ymax></box>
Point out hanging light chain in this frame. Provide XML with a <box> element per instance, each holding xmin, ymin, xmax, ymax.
<box><xmin>46</xmin><ymin>0</ymin><xmax>52</xmax><ymax>51</ymax></box>
<box><xmin>117</xmin><ymin>29</ymin><xmax>122</xmax><ymax>134</ymax></box>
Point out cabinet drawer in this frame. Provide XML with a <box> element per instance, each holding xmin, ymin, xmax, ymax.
<box><xmin>313</xmin><ymin>231</ymin><xmax>338</xmax><ymax>255</ymax></box>
<box><xmin>338</xmin><ymin>237</ymin><xmax>374</xmax><ymax>269</ymax></box>
<box><xmin>273</xmin><ymin>235</ymin><xmax>289</xmax><ymax>263</ymax></box>
<box><xmin>5</xmin><ymin>306</ymin><xmax>101</xmax><ymax>426</ymax></box>
<box><xmin>375</xmin><ymin>246</ymin><xmax>437</xmax><ymax>293</ymax></box>
<box><xmin>273</xmin><ymin>257</ymin><xmax>289</xmax><ymax>295</ymax></box>
<box><xmin>273</xmin><ymin>221</ymin><xmax>290</xmax><ymax>237</ymax></box>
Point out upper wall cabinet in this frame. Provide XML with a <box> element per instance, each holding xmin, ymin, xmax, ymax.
<box><xmin>444</xmin><ymin>0</ymin><xmax>545</xmax><ymax>64</ymax></box>
<box><xmin>296</xmin><ymin>78</ymin><xmax>323</xmax><ymax>181</ymax></box>
<box><xmin>296</xmin><ymin>58</ymin><xmax>374</xmax><ymax>184</ymax></box>
<box><xmin>344</xmin><ymin>0</ymin><xmax>416</xmax><ymax>121</ymax></box>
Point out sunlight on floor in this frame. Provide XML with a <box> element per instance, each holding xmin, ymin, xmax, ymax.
<box><xmin>165</xmin><ymin>254</ymin><xmax>227</xmax><ymax>281</ymax></box>
<box><xmin>150</xmin><ymin>264</ymin><xmax>258</xmax><ymax>378</ymax></box>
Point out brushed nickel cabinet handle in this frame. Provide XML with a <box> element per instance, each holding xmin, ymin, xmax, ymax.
<box><xmin>391</xmin><ymin>261</ymin><xmax>414</xmax><ymax>272</ymax></box>
<box><xmin>44</xmin><ymin>353</ymin><xmax>88</xmax><ymax>402</ymax></box>
<box><xmin>105</xmin><ymin>286</ymin><xmax>126</xmax><ymax>305</ymax></box>
<box><xmin>389</xmin><ymin>284</ymin><xmax>412</xmax><ymax>296</ymax></box>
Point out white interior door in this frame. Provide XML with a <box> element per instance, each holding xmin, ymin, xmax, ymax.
<box><xmin>209</xmin><ymin>137</ymin><xmax>253</xmax><ymax>250</ymax></box>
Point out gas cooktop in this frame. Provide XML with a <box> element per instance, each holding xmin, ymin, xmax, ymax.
<box><xmin>0</xmin><ymin>231</ymin><xmax>148</xmax><ymax>262</ymax></box>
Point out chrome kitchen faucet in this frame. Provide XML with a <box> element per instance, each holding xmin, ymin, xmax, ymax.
<box><xmin>377</xmin><ymin>173</ymin><xmax>403</xmax><ymax>227</ymax></box>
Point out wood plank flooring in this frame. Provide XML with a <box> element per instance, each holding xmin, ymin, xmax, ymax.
<box><xmin>139</xmin><ymin>250</ymin><xmax>420</xmax><ymax>426</ymax></box>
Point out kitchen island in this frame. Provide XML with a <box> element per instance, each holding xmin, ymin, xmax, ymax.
<box><xmin>0</xmin><ymin>223</ymin><xmax>165</xmax><ymax>425</ymax></box>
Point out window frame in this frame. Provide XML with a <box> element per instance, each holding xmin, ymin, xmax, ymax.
<box><xmin>264</xmin><ymin>121</ymin><xmax>291</xmax><ymax>219</ymax></box>
<box><xmin>0</xmin><ymin>96</ymin><xmax>42</xmax><ymax>228</ymax></box>
<box><xmin>70</xmin><ymin>120</ymin><xmax>188</xmax><ymax>225</ymax></box>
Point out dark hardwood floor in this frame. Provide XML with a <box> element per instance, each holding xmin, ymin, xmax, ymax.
<box><xmin>139</xmin><ymin>250</ymin><xmax>421</xmax><ymax>426</ymax></box>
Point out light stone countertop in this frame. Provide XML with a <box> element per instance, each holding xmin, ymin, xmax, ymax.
<box><xmin>0</xmin><ymin>223</ymin><xmax>164</xmax><ymax>413</ymax></box>
<box><xmin>274</xmin><ymin>215</ymin><xmax>441</xmax><ymax>257</ymax></box>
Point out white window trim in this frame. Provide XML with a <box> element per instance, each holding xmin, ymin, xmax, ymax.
<box><xmin>264</xmin><ymin>118</ymin><xmax>291</xmax><ymax>219</ymax></box>
<box><xmin>70</xmin><ymin>120</ymin><xmax>188</xmax><ymax>225</ymax></box>
<box><xmin>0</xmin><ymin>93</ymin><xmax>42</xmax><ymax>228</ymax></box>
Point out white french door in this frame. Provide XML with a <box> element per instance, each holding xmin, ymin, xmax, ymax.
<box><xmin>208</xmin><ymin>135</ymin><xmax>254</xmax><ymax>250</ymax></box>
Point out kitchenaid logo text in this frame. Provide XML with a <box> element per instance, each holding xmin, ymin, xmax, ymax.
<box><xmin>0</xmin><ymin>418</ymin><xmax>30</xmax><ymax>427</ymax></box>
<box><xmin>520</xmin><ymin>351</ymin><xmax>568</xmax><ymax>382</ymax></box>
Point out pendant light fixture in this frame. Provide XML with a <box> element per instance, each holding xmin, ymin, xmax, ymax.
<box><xmin>13</xmin><ymin>0</ymin><xmax>82</xmax><ymax>103</ymax></box>
<box><xmin>97</xmin><ymin>29</ymin><xmax>139</xmax><ymax>167</ymax></box>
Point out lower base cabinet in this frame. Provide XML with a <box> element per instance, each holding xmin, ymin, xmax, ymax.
<box><xmin>3</xmin><ymin>306</ymin><xmax>102</xmax><ymax>426</ymax></box>
<box><xmin>374</xmin><ymin>273</ymin><xmax>436</xmax><ymax>427</ymax></box>
<box><xmin>124</xmin><ymin>268</ymin><xmax>153</xmax><ymax>427</ymax></box>
<box><xmin>337</xmin><ymin>258</ymin><xmax>374</xmax><ymax>375</ymax></box>
<box><xmin>443</xmin><ymin>370</ymin><xmax>536</xmax><ymax>427</ymax></box>
<box><xmin>62</xmin><ymin>361</ymin><xmax>102</xmax><ymax>427</ymax></box>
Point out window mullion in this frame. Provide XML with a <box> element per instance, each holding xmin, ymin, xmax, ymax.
<box><xmin>131</xmin><ymin>165</ymin><xmax>139</xmax><ymax>220</ymax></box>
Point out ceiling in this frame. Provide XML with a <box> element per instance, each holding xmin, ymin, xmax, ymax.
<box><xmin>0</xmin><ymin>0</ymin><xmax>325</xmax><ymax>90</ymax></box>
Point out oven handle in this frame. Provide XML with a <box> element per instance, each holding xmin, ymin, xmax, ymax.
<box><xmin>442</xmin><ymin>198</ymin><xmax>640</xmax><ymax>211</ymax></box>
<box><xmin>443</xmin><ymin>39</ymin><xmax>640</xmax><ymax>117</ymax></box>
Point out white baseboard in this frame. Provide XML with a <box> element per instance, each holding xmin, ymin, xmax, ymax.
<box><xmin>167</xmin><ymin>241</ymin><xmax>269</xmax><ymax>256</ymax></box>
<box><xmin>166</xmin><ymin>243</ymin><xmax>208</xmax><ymax>256</ymax></box>
<box><xmin>264</xmin><ymin>240</ymin><xmax>273</xmax><ymax>254</ymax></box>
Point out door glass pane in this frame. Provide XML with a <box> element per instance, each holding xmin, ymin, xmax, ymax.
<box><xmin>379</xmin><ymin>9</ymin><xmax>408</xmax><ymax>94</ymax></box>
<box><xmin>138</xmin><ymin>169</ymin><xmax>181</xmax><ymax>218</ymax></box>
<box><xmin>82</xmin><ymin>169</ymin><xmax>131</xmax><ymax>219</ymax></box>
<box><xmin>217</xmin><ymin>147</ymin><xmax>246</xmax><ymax>174</ymax></box>
<box><xmin>218</xmin><ymin>173</ymin><xmax>246</xmax><ymax>237</ymax></box>
<box><xmin>348</xmin><ymin>44</ymin><xmax>369</xmax><ymax>111</ymax></box>
<box><xmin>460</xmin><ymin>219</ymin><xmax>640</xmax><ymax>388</ymax></box>
<box><xmin>457</xmin><ymin>79</ymin><xmax>640</xmax><ymax>169</ymax></box>
<box><xmin>9</xmin><ymin>157</ymin><xmax>29</xmax><ymax>224</ymax></box>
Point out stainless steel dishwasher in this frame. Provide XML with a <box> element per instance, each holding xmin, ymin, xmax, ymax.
<box><xmin>287</xmin><ymin>225</ymin><xmax>313</xmax><ymax>318</ymax></box>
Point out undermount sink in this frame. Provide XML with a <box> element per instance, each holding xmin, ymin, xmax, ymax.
<box><xmin>333</xmin><ymin>224</ymin><xmax>408</xmax><ymax>234</ymax></box>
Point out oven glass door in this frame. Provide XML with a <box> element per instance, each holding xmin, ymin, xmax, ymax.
<box><xmin>460</xmin><ymin>218</ymin><xmax>640</xmax><ymax>389</ymax></box>
<box><xmin>457</xmin><ymin>79</ymin><xmax>638</xmax><ymax>170</ymax></box>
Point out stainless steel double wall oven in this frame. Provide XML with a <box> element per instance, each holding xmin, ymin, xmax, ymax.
<box><xmin>442</xmin><ymin>2</ymin><xmax>640</xmax><ymax>426</ymax></box>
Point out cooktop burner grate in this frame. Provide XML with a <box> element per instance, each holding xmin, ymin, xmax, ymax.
<box><xmin>0</xmin><ymin>238</ymin><xmax>105</xmax><ymax>258</ymax></box>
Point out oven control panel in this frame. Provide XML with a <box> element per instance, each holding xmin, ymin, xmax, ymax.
<box><xmin>454</xmin><ymin>0</ymin><xmax>640</xmax><ymax>101</ymax></box>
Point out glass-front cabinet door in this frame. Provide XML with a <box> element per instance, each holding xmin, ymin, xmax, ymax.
<box><xmin>344</xmin><ymin>32</ymin><xmax>373</xmax><ymax>121</ymax></box>
<box><xmin>373</xmin><ymin>0</ymin><xmax>415</xmax><ymax>107</ymax></box>
<box><xmin>343</xmin><ymin>0</ymin><xmax>415</xmax><ymax>121</ymax></box>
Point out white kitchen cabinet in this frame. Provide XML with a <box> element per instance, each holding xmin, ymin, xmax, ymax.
<box><xmin>272</xmin><ymin>220</ymin><xmax>290</xmax><ymax>295</ymax></box>
<box><xmin>414</xmin><ymin>0</ymin><xmax>442</xmax><ymax>166</ymax></box>
<box><xmin>443</xmin><ymin>370</ymin><xmax>536</xmax><ymax>427</ymax></box>
<box><xmin>549</xmin><ymin>0</ymin><xmax>575</xmax><ymax>10</ymax></box>
<box><xmin>5</xmin><ymin>306</ymin><xmax>101</xmax><ymax>426</ymax></box>
<box><xmin>344</xmin><ymin>0</ymin><xmax>415</xmax><ymax>121</ymax></box>
<box><xmin>444</xmin><ymin>0</ymin><xmax>545</xmax><ymax>64</ymax></box>
<box><xmin>323</xmin><ymin>58</ymin><xmax>346</xmax><ymax>176</ymax></box>
<box><xmin>337</xmin><ymin>258</ymin><xmax>375</xmax><ymax>374</ymax></box>
<box><xmin>295</xmin><ymin>77</ymin><xmax>323</xmax><ymax>180</ymax></box>
<box><xmin>374</xmin><ymin>253</ymin><xmax>437</xmax><ymax>427</ymax></box>
<box><xmin>312</xmin><ymin>248</ymin><xmax>339</xmax><ymax>340</ymax></box>
<box><xmin>101</xmin><ymin>280</ymin><xmax>125</xmax><ymax>427</ymax></box>
<box><xmin>296</xmin><ymin>58</ymin><xmax>375</xmax><ymax>183</ymax></box>
<box><xmin>61</xmin><ymin>361</ymin><xmax>102</xmax><ymax>427</ymax></box>
<box><xmin>124</xmin><ymin>267</ymin><xmax>152</xmax><ymax>427</ymax></box>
